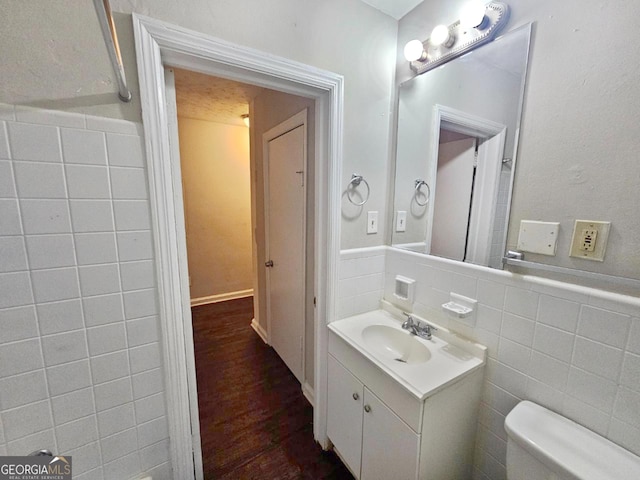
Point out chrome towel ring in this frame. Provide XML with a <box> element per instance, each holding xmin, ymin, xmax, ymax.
<box><xmin>414</xmin><ymin>179</ymin><xmax>431</xmax><ymax>207</ymax></box>
<box><xmin>347</xmin><ymin>174</ymin><xmax>370</xmax><ymax>206</ymax></box>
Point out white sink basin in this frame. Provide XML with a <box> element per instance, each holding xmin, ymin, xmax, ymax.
<box><xmin>361</xmin><ymin>325</ymin><xmax>431</xmax><ymax>364</ymax></box>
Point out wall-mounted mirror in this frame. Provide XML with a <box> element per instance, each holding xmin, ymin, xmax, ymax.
<box><xmin>392</xmin><ymin>24</ymin><xmax>532</xmax><ymax>268</ymax></box>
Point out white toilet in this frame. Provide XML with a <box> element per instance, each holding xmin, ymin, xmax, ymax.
<box><xmin>505</xmin><ymin>400</ymin><xmax>640</xmax><ymax>480</ymax></box>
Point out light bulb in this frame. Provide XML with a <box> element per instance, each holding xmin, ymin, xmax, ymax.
<box><xmin>404</xmin><ymin>39</ymin><xmax>425</xmax><ymax>62</ymax></box>
<box><xmin>242</xmin><ymin>114</ymin><xmax>250</xmax><ymax>127</ymax></box>
<box><xmin>430</xmin><ymin>25</ymin><xmax>452</xmax><ymax>47</ymax></box>
<box><xmin>460</xmin><ymin>1</ymin><xmax>486</xmax><ymax>28</ymax></box>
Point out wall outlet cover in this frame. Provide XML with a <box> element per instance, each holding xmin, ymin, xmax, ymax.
<box><xmin>517</xmin><ymin>220</ymin><xmax>560</xmax><ymax>256</ymax></box>
<box><xmin>569</xmin><ymin>220</ymin><xmax>611</xmax><ymax>261</ymax></box>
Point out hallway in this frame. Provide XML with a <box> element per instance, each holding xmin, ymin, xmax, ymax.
<box><xmin>192</xmin><ymin>297</ymin><xmax>352</xmax><ymax>479</ymax></box>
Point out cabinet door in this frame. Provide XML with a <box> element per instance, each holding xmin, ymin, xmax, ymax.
<box><xmin>327</xmin><ymin>355</ymin><xmax>364</xmax><ymax>477</ymax></box>
<box><xmin>361</xmin><ymin>388</ymin><xmax>420</xmax><ymax>480</ymax></box>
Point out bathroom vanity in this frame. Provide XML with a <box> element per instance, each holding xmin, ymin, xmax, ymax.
<box><xmin>327</xmin><ymin>307</ymin><xmax>486</xmax><ymax>480</ymax></box>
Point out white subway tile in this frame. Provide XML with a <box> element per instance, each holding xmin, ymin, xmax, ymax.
<box><xmin>474</xmin><ymin>328</ymin><xmax>500</xmax><ymax>359</ymax></box>
<box><xmin>26</xmin><ymin>234</ymin><xmax>75</xmax><ymax>270</ymax></box>
<box><xmin>91</xmin><ymin>350</ymin><xmax>130</xmax><ymax>385</ymax></box>
<box><xmin>0</xmin><ymin>199</ymin><xmax>22</xmax><ymax>234</ymax></box>
<box><xmin>482</xmin><ymin>383</ymin><xmax>520</xmax><ymax>417</ymax></box>
<box><xmin>0</xmin><ymin>161</ymin><xmax>16</xmax><ymax>197</ymax></box>
<box><xmin>628</xmin><ymin>318</ymin><xmax>640</xmax><ymax>355</ymax></box>
<box><xmin>0</xmin><ymin>305</ymin><xmax>38</xmax><ymax>343</ymax></box>
<box><xmin>0</xmin><ymin>271</ymin><xmax>33</xmax><ymax>309</ymax></box>
<box><xmin>60</xmin><ymin>128</ymin><xmax>106</xmax><ymax>165</ymax></box>
<box><xmin>101</xmin><ymin>427</ymin><xmax>138</xmax><ymax>463</ymax></box>
<box><xmin>476</xmin><ymin>304</ymin><xmax>502</xmax><ymax>334</ymax></box>
<box><xmin>20</xmin><ymin>199</ymin><xmax>71</xmax><ymax>234</ymax></box>
<box><xmin>46</xmin><ymin>359</ymin><xmax>91</xmax><ymax>396</ymax></box>
<box><xmin>113</xmin><ymin>200</ymin><xmax>151</xmax><ymax>231</ymax></box>
<box><xmin>537</xmin><ymin>295</ymin><xmax>581</xmax><ymax>332</ymax></box>
<box><xmin>139</xmin><ymin>438</ymin><xmax>169</xmax><ymax>471</ymax></box>
<box><xmin>566</xmin><ymin>366</ymin><xmax>617</xmax><ymax>412</ymax></box>
<box><xmin>489</xmin><ymin>360</ymin><xmax>528</xmax><ymax>398</ymax></box>
<box><xmin>501</xmin><ymin>312</ymin><xmax>535</xmax><ymax>347</ymax></box>
<box><xmin>87</xmin><ymin>323</ymin><xmax>126</xmax><ymax>356</ymax></box>
<box><xmin>0</xmin><ymin>122</ymin><xmax>10</xmax><ymax>159</ymax></box>
<box><xmin>609</xmin><ymin>418</ymin><xmax>640</xmax><ymax>457</ymax></box>
<box><xmin>528</xmin><ymin>351</ymin><xmax>569</xmax><ymax>391</ymax></box>
<box><xmin>31</xmin><ymin>267</ymin><xmax>79</xmax><ymax>303</ymax></box>
<box><xmin>578</xmin><ymin>305</ymin><xmax>631</xmax><ymax>349</ymax></box>
<box><xmin>69</xmin><ymin>200</ymin><xmax>114</xmax><ymax>233</ymax></box>
<box><xmin>137</xmin><ymin>416</ymin><xmax>168</xmax><ymax>448</ymax></box>
<box><xmin>587</xmin><ymin>294</ymin><xmax>640</xmax><ymax>318</ymax></box>
<box><xmin>620</xmin><ymin>352</ymin><xmax>640</xmax><ymax>393</ymax></box>
<box><xmin>97</xmin><ymin>403</ymin><xmax>135</xmax><ymax>438</ymax></box>
<box><xmin>561</xmin><ymin>395</ymin><xmax>610</xmax><ymax>436</ymax></box>
<box><xmin>144</xmin><ymin>462</ymin><xmax>171</xmax><ymax>480</ymax></box>
<box><xmin>74</xmin><ymin>232</ymin><xmax>117</xmax><ymax>265</ymax></box>
<box><xmin>123</xmin><ymin>289</ymin><xmax>158</xmax><ymax>320</ymax></box>
<box><xmin>1</xmin><ymin>399</ymin><xmax>53</xmax><ymax>441</ymax></box>
<box><xmin>65</xmin><ymin>164</ymin><xmax>111</xmax><ymax>199</ymax></box>
<box><xmin>86</xmin><ymin>116</ymin><xmax>140</xmax><ymax>135</ymax></box>
<box><xmin>94</xmin><ymin>377</ymin><xmax>133</xmax><ymax>411</ymax></box>
<box><xmin>497</xmin><ymin>338</ymin><xmax>530</xmax><ymax>373</ymax></box>
<box><xmin>504</xmin><ymin>287</ymin><xmax>539</xmax><ymax>319</ymax></box>
<box><xmin>103</xmin><ymin>451</ymin><xmax>141</xmax><ymax>480</ymax></box>
<box><xmin>0</xmin><ymin>338</ymin><xmax>43</xmax><ymax>377</ymax></box>
<box><xmin>116</xmin><ymin>231</ymin><xmax>153</xmax><ymax>261</ymax></box>
<box><xmin>572</xmin><ymin>337</ymin><xmax>623</xmax><ymax>379</ymax></box>
<box><xmin>0</xmin><ymin>370</ymin><xmax>48</xmax><ymax>410</ymax></box>
<box><xmin>130</xmin><ymin>342</ymin><xmax>161</xmax><ymax>374</ymax></box>
<box><xmin>36</xmin><ymin>299</ymin><xmax>84</xmax><ymax>335</ymax></box>
<box><xmin>51</xmin><ymin>387</ymin><xmax>95</xmax><ymax>425</ymax></box>
<box><xmin>13</xmin><ymin>161</ymin><xmax>66</xmax><ymax>198</ymax></box>
<box><xmin>613</xmin><ymin>387</ymin><xmax>640</xmax><ymax>429</ymax></box>
<box><xmin>120</xmin><ymin>260</ymin><xmax>155</xmax><ymax>291</ymax></box>
<box><xmin>83</xmin><ymin>293</ymin><xmax>124</xmax><ymax>327</ymax></box>
<box><xmin>110</xmin><ymin>167</ymin><xmax>148</xmax><ymax>199</ymax></box>
<box><xmin>107</xmin><ymin>133</ymin><xmax>145</xmax><ymax>167</ymax></box>
<box><xmin>132</xmin><ymin>368</ymin><xmax>163</xmax><ymax>400</ymax></box>
<box><xmin>8</xmin><ymin>123</ymin><xmax>61</xmax><ymax>162</ymax></box>
<box><xmin>525</xmin><ymin>377</ymin><xmax>564</xmax><ymax>412</ymax></box>
<box><xmin>74</xmin><ymin>467</ymin><xmax>104</xmax><ymax>480</ymax></box>
<box><xmin>66</xmin><ymin>442</ymin><xmax>101</xmax><ymax>475</ymax></box>
<box><xmin>78</xmin><ymin>263</ymin><xmax>121</xmax><ymax>296</ymax></box>
<box><xmin>14</xmin><ymin>106</ymin><xmax>85</xmax><ymax>129</ymax></box>
<box><xmin>477</xmin><ymin>280</ymin><xmax>506</xmax><ymax>309</ymax></box>
<box><xmin>55</xmin><ymin>415</ymin><xmax>98</xmax><ymax>452</ymax></box>
<box><xmin>0</xmin><ymin>104</ymin><xmax>15</xmax><ymax>121</ymax></box>
<box><xmin>532</xmin><ymin>323</ymin><xmax>575</xmax><ymax>363</ymax></box>
<box><xmin>41</xmin><ymin>330</ymin><xmax>87</xmax><ymax>366</ymax></box>
<box><xmin>126</xmin><ymin>316</ymin><xmax>159</xmax><ymax>347</ymax></box>
<box><xmin>134</xmin><ymin>392</ymin><xmax>166</xmax><ymax>424</ymax></box>
<box><xmin>6</xmin><ymin>428</ymin><xmax>55</xmax><ymax>456</ymax></box>
<box><xmin>0</xmin><ymin>236</ymin><xmax>28</xmax><ymax>272</ymax></box>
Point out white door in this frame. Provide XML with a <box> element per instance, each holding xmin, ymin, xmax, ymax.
<box><xmin>264</xmin><ymin>111</ymin><xmax>307</xmax><ymax>383</ymax></box>
<box><xmin>431</xmin><ymin>135</ymin><xmax>476</xmax><ymax>261</ymax></box>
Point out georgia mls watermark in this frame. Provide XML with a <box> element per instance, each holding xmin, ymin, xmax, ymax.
<box><xmin>0</xmin><ymin>456</ymin><xmax>71</xmax><ymax>480</ymax></box>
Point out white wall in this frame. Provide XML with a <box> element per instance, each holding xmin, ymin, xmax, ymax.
<box><xmin>177</xmin><ymin>117</ymin><xmax>253</xmax><ymax>302</ymax></box>
<box><xmin>339</xmin><ymin>246</ymin><xmax>640</xmax><ymax>480</ymax></box>
<box><xmin>0</xmin><ymin>104</ymin><xmax>171</xmax><ymax>479</ymax></box>
<box><xmin>396</xmin><ymin>0</ymin><xmax>640</xmax><ymax>279</ymax></box>
<box><xmin>0</xmin><ymin>0</ymin><xmax>398</xmax><ymax>250</ymax></box>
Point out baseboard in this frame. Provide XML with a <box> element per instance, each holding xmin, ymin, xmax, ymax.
<box><xmin>302</xmin><ymin>381</ymin><xmax>315</xmax><ymax>407</ymax></box>
<box><xmin>190</xmin><ymin>289</ymin><xmax>253</xmax><ymax>307</ymax></box>
<box><xmin>250</xmin><ymin>318</ymin><xmax>268</xmax><ymax>344</ymax></box>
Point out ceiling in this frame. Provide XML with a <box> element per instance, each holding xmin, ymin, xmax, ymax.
<box><xmin>360</xmin><ymin>0</ymin><xmax>424</xmax><ymax>19</ymax></box>
<box><xmin>173</xmin><ymin>68</ymin><xmax>263</xmax><ymax>126</ymax></box>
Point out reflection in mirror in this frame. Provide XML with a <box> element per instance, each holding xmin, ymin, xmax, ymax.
<box><xmin>392</xmin><ymin>24</ymin><xmax>532</xmax><ymax>268</ymax></box>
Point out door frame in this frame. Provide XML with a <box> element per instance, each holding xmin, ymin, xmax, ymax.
<box><xmin>133</xmin><ymin>15</ymin><xmax>343</xmax><ymax>479</ymax></box>
<box><xmin>427</xmin><ymin>104</ymin><xmax>506</xmax><ymax>265</ymax></box>
<box><xmin>263</xmin><ymin>109</ymin><xmax>308</xmax><ymax>381</ymax></box>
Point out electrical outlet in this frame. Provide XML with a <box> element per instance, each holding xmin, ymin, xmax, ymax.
<box><xmin>569</xmin><ymin>220</ymin><xmax>610</xmax><ymax>261</ymax></box>
<box><xmin>367</xmin><ymin>211</ymin><xmax>378</xmax><ymax>234</ymax></box>
<box><xmin>396</xmin><ymin>211</ymin><xmax>407</xmax><ymax>232</ymax></box>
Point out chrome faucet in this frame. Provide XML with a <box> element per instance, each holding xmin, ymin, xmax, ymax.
<box><xmin>401</xmin><ymin>314</ymin><xmax>436</xmax><ymax>340</ymax></box>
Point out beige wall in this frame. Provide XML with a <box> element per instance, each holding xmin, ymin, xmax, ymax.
<box><xmin>396</xmin><ymin>0</ymin><xmax>640</xmax><ymax>281</ymax></box>
<box><xmin>178</xmin><ymin>117</ymin><xmax>253</xmax><ymax>301</ymax></box>
<box><xmin>252</xmin><ymin>90</ymin><xmax>316</xmax><ymax>385</ymax></box>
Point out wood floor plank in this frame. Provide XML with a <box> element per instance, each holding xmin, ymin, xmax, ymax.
<box><xmin>193</xmin><ymin>297</ymin><xmax>353</xmax><ymax>479</ymax></box>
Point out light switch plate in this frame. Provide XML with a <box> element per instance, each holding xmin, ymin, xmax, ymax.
<box><xmin>396</xmin><ymin>211</ymin><xmax>407</xmax><ymax>232</ymax></box>
<box><xmin>569</xmin><ymin>220</ymin><xmax>610</xmax><ymax>261</ymax></box>
<box><xmin>367</xmin><ymin>211</ymin><xmax>378</xmax><ymax>234</ymax></box>
<box><xmin>517</xmin><ymin>220</ymin><xmax>560</xmax><ymax>255</ymax></box>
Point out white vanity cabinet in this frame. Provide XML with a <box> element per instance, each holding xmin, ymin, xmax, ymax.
<box><xmin>327</xmin><ymin>355</ymin><xmax>419</xmax><ymax>480</ymax></box>
<box><xmin>327</xmin><ymin>324</ymin><xmax>484</xmax><ymax>480</ymax></box>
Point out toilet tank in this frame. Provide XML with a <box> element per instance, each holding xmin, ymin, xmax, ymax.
<box><xmin>504</xmin><ymin>401</ymin><xmax>640</xmax><ymax>480</ymax></box>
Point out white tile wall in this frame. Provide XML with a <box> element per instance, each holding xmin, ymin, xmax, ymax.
<box><xmin>338</xmin><ymin>246</ymin><xmax>640</xmax><ymax>480</ymax></box>
<box><xmin>0</xmin><ymin>104</ymin><xmax>171</xmax><ymax>479</ymax></box>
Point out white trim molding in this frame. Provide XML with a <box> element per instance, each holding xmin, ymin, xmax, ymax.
<box><xmin>132</xmin><ymin>14</ymin><xmax>343</xmax><ymax>479</ymax></box>
<box><xmin>251</xmin><ymin>318</ymin><xmax>269</xmax><ymax>344</ymax></box>
<box><xmin>190</xmin><ymin>289</ymin><xmax>254</xmax><ymax>307</ymax></box>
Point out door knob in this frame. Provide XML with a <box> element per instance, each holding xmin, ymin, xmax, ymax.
<box><xmin>364</xmin><ymin>404</ymin><xmax>371</xmax><ymax>413</ymax></box>
<box><xmin>352</xmin><ymin>392</ymin><xmax>359</xmax><ymax>401</ymax></box>
<box><xmin>265</xmin><ymin>260</ymin><xmax>274</xmax><ymax>267</ymax></box>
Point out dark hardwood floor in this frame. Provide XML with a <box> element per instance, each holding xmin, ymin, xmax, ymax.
<box><xmin>192</xmin><ymin>297</ymin><xmax>353</xmax><ymax>479</ymax></box>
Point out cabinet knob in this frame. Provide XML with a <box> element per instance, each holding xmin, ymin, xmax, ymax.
<box><xmin>364</xmin><ymin>404</ymin><xmax>371</xmax><ymax>413</ymax></box>
<box><xmin>352</xmin><ymin>392</ymin><xmax>359</xmax><ymax>401</ymax></box>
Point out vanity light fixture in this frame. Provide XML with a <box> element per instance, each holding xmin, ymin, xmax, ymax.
<box><xmin>404</xmin><ymin>1</ymin><xmax>510</xmax><ymax>75</ymax></box>
<box><xmin>241</xmin><ymin>114</ymin><xmax>250</xmax><ymax>127</ymax></box>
